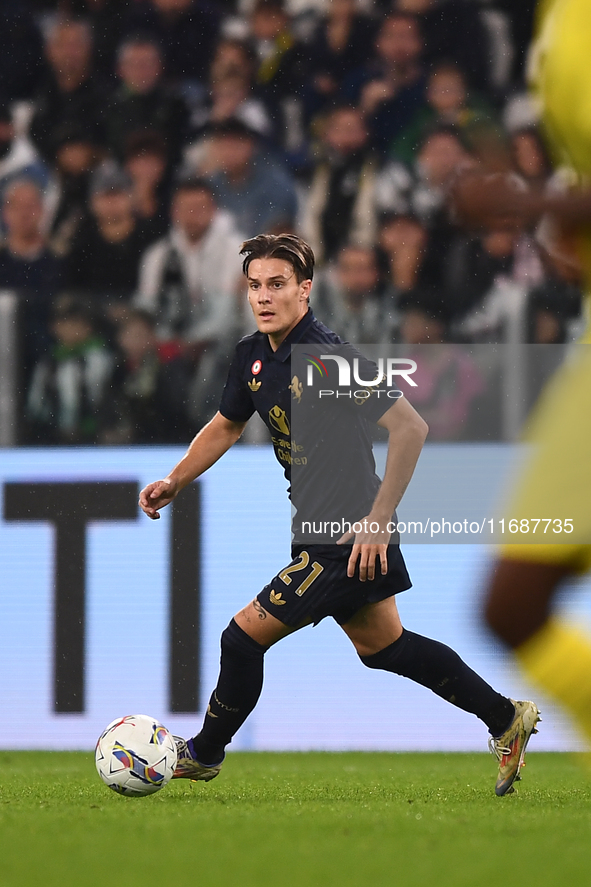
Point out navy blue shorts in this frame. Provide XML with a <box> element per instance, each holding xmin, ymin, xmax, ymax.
<box><xmin>257</xmin><ymin>543</ymin><xmax>412</xmax><ymax>627</ymax></box>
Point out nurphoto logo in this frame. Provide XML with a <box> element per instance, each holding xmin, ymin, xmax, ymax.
<box><xmin>305</xmin><ymin>355</ymin><xmax>417</xmax><ymax>388</ymax></box>
<box><xmin>302</xmin><ymin>353</ymin><xmax>417</xmax><ymax>401</ymax></box>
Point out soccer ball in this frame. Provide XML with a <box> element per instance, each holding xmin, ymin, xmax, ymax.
<box><xmin>95</xmin><ymin>714</ymin><xmax>178</xmax><ymax>797</ymax></box>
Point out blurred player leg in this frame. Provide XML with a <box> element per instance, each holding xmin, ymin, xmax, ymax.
<box><xmin>482</xmin><ymin>345</ymin><xmax>591</xmax><ymax>749</ymax></box>
<box><xmin>480</xmin><ymin>0</ymin><xmax>591</xmax><ymax>753</ymax></box>
<box><xmin>486</xmin><ymin>558</ymin><xmax>591</xmax><ymax>744</ymax></box>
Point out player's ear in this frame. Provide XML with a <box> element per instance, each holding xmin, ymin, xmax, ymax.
<box><xmin>300</xmin><ymin>279</ymin><xmax>312</xmax><ymax>302</ymax></box>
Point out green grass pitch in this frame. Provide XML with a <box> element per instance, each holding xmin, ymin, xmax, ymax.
<box><xmin>1</xmin><ymin>751</ymin><xmax>591</xmax><ymax>887</ymax></box>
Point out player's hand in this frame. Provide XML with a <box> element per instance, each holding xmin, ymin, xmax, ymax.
<box><xmin>337</xmin><ymin>516</ymin><xmax>391</xmax><ymax>581</ymax></box>
<box><xmin>139</xmin><ymin>478</ymin><xmax>178</xmax><ymax>519</ymax></box>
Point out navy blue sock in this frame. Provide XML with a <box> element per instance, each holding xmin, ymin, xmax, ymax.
<box><xmin>360</xmin><ymin>629</ymin><xmax>514</xmax><ymax>735</ymax></box>
<box><xmin>191</xmin><ymin>619</ymin><xmax>268</xmax><ymax>765</ymax></box>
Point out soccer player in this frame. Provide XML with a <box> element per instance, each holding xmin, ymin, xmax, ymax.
<box><xmin>477</xmin><ymin>0</ymin><xmax>591</xmax><ymax>750</ymax></box>
<box><xmin>139</xmin><ymin>233</ymin><xmax>539</xmax><ymax>796</ymax></box>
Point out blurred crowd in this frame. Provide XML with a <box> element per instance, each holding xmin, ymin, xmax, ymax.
<box><xmin>0</xmin><ymin>0</ymin><xmax>582</xmax><ymax>445</ymax></box>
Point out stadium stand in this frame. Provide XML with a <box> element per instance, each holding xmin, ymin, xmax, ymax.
<box><xmin>0</xmin><ymin>0</ymin><xmax>582</xmax><ymax>445</ymax></box>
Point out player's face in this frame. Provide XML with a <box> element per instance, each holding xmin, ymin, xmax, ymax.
<box><xmin>247</xmin><ymin>258</ymin><xmax>311</xmax><ymax>348</ymax></box>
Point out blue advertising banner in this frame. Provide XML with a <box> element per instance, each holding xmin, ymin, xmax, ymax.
<box><xmin>0</xmin><ymin>445</ymin><xmax>588</xmax><ymax>751</ymax></box>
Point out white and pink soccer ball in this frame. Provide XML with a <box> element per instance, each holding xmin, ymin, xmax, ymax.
<box><xmin>95</xmin><ymin>714</ymin><xmax>177</xmax><ymax>797</ymax></box>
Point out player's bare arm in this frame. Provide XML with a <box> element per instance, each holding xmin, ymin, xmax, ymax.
<box><xmin>139</xmin><ymin>411</ymin><xmax>247</xmax><ymax>519</ymax></box>
<box><xmin>339</xmin><ymin>397</ymin><xmax>428</xmax><ymax>581</ymax></box>
<box><xmin>452</xmin><ymin>165</ymin><xmax>591</xmax><ymax>232</ymax></box>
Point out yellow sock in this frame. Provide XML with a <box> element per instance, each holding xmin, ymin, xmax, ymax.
<box><xmin>516</xmin><ymin>617</ymin><xmax>591</xmax><ymax>744</ymax></box>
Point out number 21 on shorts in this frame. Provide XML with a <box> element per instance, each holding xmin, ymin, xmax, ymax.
<box><xmin>279</xmin><ymin>551</ymin><xmax>324</xmax><ymax>597</ymax></box>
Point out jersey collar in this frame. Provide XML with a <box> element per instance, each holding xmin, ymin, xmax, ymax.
<box><xmin>267</xmin><ymin>309</ymin><xmax>315</xmax><ymax>362</ymax></box>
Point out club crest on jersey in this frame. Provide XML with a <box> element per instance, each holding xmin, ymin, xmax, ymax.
<box><xmin>269</xmin><ymin>405</ymin><xmax>290</xmax><ymax>435</ymax></box>
<box><xmin>248</xmin><ymin>378</ymin><xmax>262</xmax><ymax>391</ymax></box>
<box><xmin>251</xmin><ymin>359</ymin><xmax>262</xmax><ymax>375</ymax></box>
<box><xmin>289</xmin><ymin>375</ymin><xmax>303</xmax><ymax>403</ymax></box>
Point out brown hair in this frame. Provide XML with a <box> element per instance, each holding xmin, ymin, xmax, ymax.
<box><xmin>240</xmin><ymin>233</ymin><xmax>315</xmax><ymax>282</ymax></box>
<box><xmin>124</xmin><ymin>130</ymin><xmax>168</xmax><ymax>161</ymax></box>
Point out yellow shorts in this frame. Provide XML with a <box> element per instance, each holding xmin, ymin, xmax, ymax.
<box><xmin>500</xmin><ymin>346</ymin><xmax>591</xmax><ymax>570</ymax></box>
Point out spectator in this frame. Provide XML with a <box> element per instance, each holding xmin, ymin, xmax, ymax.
<box><xmin>185</xmin><ymin>39</ymin><xmax>273</xmax><ymax>169</ymax></box>
<box><xmin>249</xmin><ymin>0</ymin><xmax>308</xmax><ymax>155</ymax></box>
<box><xmin>64</xmin><ymin>0</ymin><xmax>127</xmax><ymax>81</ymax></box>
<box><xmin>30</xmin><ymin>18</ymin><xmax>104</xmax><ymax>162</ymax></box>
<box><xmin>314</xmin><ymin>244</ymin><xmax>397</xmax><ymax>343</ymax></box>
<box><xmin>107</xmin><ymin>309</ymin><xmax>191</xmax><ymax>444</ymax></box>
<box><xmin>135</xmin><ymin>176</ymin><xmax>244</xmax><ymax>343</ymax></box>
<box><xmin>300</xmin><ymin>105</ymin><xmax>377</xmax><ymax>262</ymax></box>
<box><xmin>124</xmin><ymin>0</ymin><xmax>220</xmax><ymax>88</ymax></box>
<box><xmin>305</xmin><ymin>0</ymin><xmax>377</xmax><ymax>116</ymax></box>
<box><xmin>0</xmin><ymin>2</ymin><xmax>44</xmax><ymax>102</ymax></box>
<box><xmin>209</xmin><ymin>38</ymin><xmax>258</xmax><ymax>85</ymax></box>
<box><xmin>510</xmin><ymin>127</ymin><xmax>553</xmax><ymax>192</ymax></box>
<box><xmin>376</xmin><ymin>126</ymin><xmax>472</xmax><ymax>230</ymax></box>
<box><xmin>201</xmin><ymin>119</ymin><xmax>297</xmax><ymax>236</ymax></box>
<box><xmin>493</xmin><ymin>0</ymin><xmax>537</xmax><ymax>87</ymax></box>
<box><xmin>344</xmin><ymin>12</ymin><xmax>426</xmax><ymax>153</ymax></box>
<box><xmin>398</xmin><ymin>289</ymin><xmax>485</xmax><ymax>440</ymax></box>
<box><xmin>47</xmin><ymin>122</ymin><xmax>102</xmax><ymax>255</ymax></box>
<box><xmin>26</xmin><ymin>297</ymin><xmax>116</xmax><ymax>444</ymax></box>
<box><xmin>389</xmin><ymin>62</ymin><xmax>501</xmax><ymax>166</ymax></box>
<box><xmin>398</xmin><ymin>288</ymin><xmax>450</xmax><ymax>344</ymax></box>
<box><xmin>0</xmin><ymin>178</ymin><xmax>63</xmax><ymax>369</ymax></box>
<box><xmin>392</xmin><ymin>0</ymin><xmax>493</xmax><ymax>94</ymax></box>
<box><xmin>135</xmin><ymin>177</ymin><xmax>245</xmax><ymax>424</ymax></box>
<box><xmin>189</xmin><ymin>72</ymin><xmax>273</xmax><ymax>142</ymax></box>
<box><xmin>67</xmin><ymin>163</ymin><xmax>155</xmax><ymax>313</ymax></box>
<box><xmin>444</xmin><ymin>228</ymin><xmax>546</xmax><ymax>339</ymax></box>
<box><xmin>123</xmin><ymin>131</ymin><xmax>171</xmax><ymax>238</ymax></box>
<box><xmin>104</xmin><ymin>36</ymin><xmax>189</xmax><ymax>165</ymax></box>
<box><xmin>527</xmin><ymin>278</ymin><xmax>582</xmax><ymax>345</ymax></box>
<box><xmin>0</xmin><ymin>101</ymin><xmax>51</xmax><ymax>206</ymax></box>
<box><xmin>378</xmin><ymin>212</ymin><xmax>438</xmax><ymax>295</ymax></box>
<box><xmin>251</xmin><ymin>0</ymin><xmax>300</xmax><ymax>93</ymax></box>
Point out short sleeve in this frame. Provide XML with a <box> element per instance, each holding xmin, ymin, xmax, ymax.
<box><xmin>219</xmin><ymin>346</ymin><xmax>255</xmax><ymax>422</ymax></box>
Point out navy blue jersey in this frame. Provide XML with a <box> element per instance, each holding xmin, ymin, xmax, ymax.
<box><xmin>219</xmin><ymin>310</ymin><xmax>396</xmax><ymax>540</ymax></box>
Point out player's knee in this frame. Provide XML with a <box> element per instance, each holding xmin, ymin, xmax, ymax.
<box><xmin>357</xmin><ymin>631</ymin><xmax>407</xmax><ymax>668</ymax></box>
<box><xmin>484</xmin><ymin>558</ymin><xmax>564</xmax><ymax>647</ymax></box>
<box><xmin>358</xmin><ymin>648</ymin><xmax>384</xmax><ymax>668</ymax></box>
<box><xmin>221</xmin><ymin>618</ymin><xmax>268</xmax><ymax>660</ymax></box>
<box><xmin>483</xmin><ymin>584</ymin><xmax>533</xmax><ymax>647</ymax></box>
